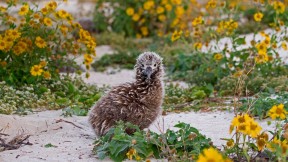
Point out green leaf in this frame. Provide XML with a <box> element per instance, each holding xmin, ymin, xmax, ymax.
<box><xmin>67</xmin><ymin>82</ymin><xmax>76</xmax><ymax>94</ymax></box>
<box><xmin>109</xmin><ymin>141</ymin><xmax>129</xmax><ymax>157</ymax></box>
<box><xmin>234</xmin><ymin>37</ymin><xmax>246</xmax><ymax>45</ymax></box>
<box><xmin>97</xmin><ymin>151</ymin><xmax>107</xmax><ymax>159</ymax></box>
<box><xmin>44</xmin><ymin>143</ymin><xmax>57</xmax><ymax>148</ymax></box>
<box><xmin>56</xmin><ymin>98</ymin><xmax>70</xmax><ymax>105</ymax></box>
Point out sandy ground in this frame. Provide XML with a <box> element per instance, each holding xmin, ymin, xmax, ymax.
<box><xmin>0</xmin><ymin>110</ymin><xmax>275</xmax><ymax>162</ymax></box>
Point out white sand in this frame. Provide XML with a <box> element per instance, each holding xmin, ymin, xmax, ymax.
<box><xmin>0</xmin><ymin>110</ymin><xmax>275</xmax><ymax>162</ymax></box>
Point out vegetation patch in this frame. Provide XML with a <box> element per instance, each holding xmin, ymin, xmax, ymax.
<box><xmin>93</xmin><ymin>122</ymin><xmax>213</xmax><ymax>161</ymax></box>
<box><xmin>0</xmin><ymin>76</ymin><xmax>102</xmax><ymax>116</ymax></box>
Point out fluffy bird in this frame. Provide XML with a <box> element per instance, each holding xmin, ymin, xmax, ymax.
<box><xmin>89</xmin><ymin>52</ymin><xmax>164</xmax><ymax>136</ymax></box>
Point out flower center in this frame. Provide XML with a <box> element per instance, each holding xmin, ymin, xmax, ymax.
<box><xmin>276</xmin><ymin>107</ymin><xmax>283</xmax><ymax>114</ymax></box>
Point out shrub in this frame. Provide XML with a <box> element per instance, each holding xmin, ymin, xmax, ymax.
<box><xmin>93</xmin><ymin>0</ymin><xmax>202</xmax><ymax>37</ymax></box>
<box><xmin>93</xmin><ymin>122</ymin><xmax>212</xmax><ymax>161</ymax></box>
<box><xmin>0</xmin><ymin>1</ymin><xmax>96</xmax><ymax>85</ymax></box>
<box><xmin>216</xmin><ymin>75</ymin><xmax>288</xmax><ymax>96</ymax></box>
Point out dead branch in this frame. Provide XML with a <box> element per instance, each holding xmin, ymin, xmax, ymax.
<box><xmin>55</xmin><ymin>119</ymin><xmax>83</xmax><ymax>129</ymax></box>
<box><xmin>0</xmin><ymin>133</ymin><xmax>9</xmax><ymax>136</ymax></box>
<box><xmin>0</xmin><ymin>134</ymin><xmax>32</xmax><ymax>151</ymax></box>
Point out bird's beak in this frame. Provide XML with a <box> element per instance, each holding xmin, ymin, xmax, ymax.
<box><xmin>143</xmin><ymin>66</ymin><xmax>152</xmax><ymax>79</ymax></box>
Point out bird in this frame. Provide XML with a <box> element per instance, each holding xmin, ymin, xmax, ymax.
<box><xmin>88</xmin><ymin>52</ymin><xmax>164</xmax><ymax>137</ymax></box>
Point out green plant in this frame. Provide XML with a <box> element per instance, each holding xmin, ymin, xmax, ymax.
<box><xmin>0</xmin><ymin>76</ymin><xmax>102</xmax><ymax>116</ymax></box>
<box><xmin>0</xmin><ymin>1</ymin><xmax>96</xmax><ymax>85</ymax></box>
<box><xmin>216</xmin><ymin>75</ymin><xmax>288</xmax><ymax>96</ymax></box>
<box><xmin>163</xmin><ymin>84</ymin><xmax>213</xmax><ymax>112</ymax></box>
<box><xmin>239</xmin><ymin>92</ymin><xmax>288</xmax><ymax>119</ymax></box>
<box><xmin>93</xmin><ymin>121</ymin><xmax>212</xmax><ymax>161</ymax></box>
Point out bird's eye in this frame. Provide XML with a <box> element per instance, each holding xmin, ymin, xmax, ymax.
<box><xmin>154</xmin><ymin>64</ymin><xmax>157</xmax><ymax>67</ymax></box>
<box><xmin>141</xmin><ymin>64</ymin><xmax>145</xmax><ymax>67</ymax></box>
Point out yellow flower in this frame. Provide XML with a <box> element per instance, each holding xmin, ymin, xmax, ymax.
<box><xmin>140</xmin><ymin>26</ymin><xmax>149</xmax><ymax>36</ymax></box>
<box><xmin>136</xmin><ymin>33</ymin><xmax>142</xmax><ymax>38</ymax></box>
<box><xmin>35</xmin><ymin>36</ymin><xmax>47</xmax><ymax>48</ymax></box>
<box><xmin>30</xmin><ymin>65</ymin><xmax>43</xmax><ymax>76</ymax></box>
<box><xmin>273</xmin><ymin>1</ymin><xmax>285</xmax><ymax>14</ymax></box>
<box><xmin>158</xmin><ymin>14</ymin><xmax>166</xmax><ymax>22</ymax></box>
<box><xmin>226</xmin><ymin>139</ymin><xmax>234</xmax><ymax>148</ymax></box>
<box><xmin>135</xmin><ymin>155</ymin><xmax>141</xmax><ymax>161</ymax></box>
<box><xmin>268</xmin><ymin>104</ymin><xmax>287</xmax><ymax>120</ymax></box>
<box><xmin>231</xmin><ymin>114</ymin><xmax>251</xmax><ymax>126</ymax></box>
<box><xmin>0</xmin><ymin>61</ymin><xmax>7</xmax><ymax>67</ymax></box>
<box><xmin>39</xmin><ymin>61</ymin><xmax>47</xmax><ymax>67</ymax></box>
<box><xmin>156</xmin><ymin>6</ymin><xmax>165</xmax><ymax>14</ymax></box>
<box><xmin>5</xmin><ymin>29</ymin><xmax>21</xmax><ymax>40</ymax></box>
<box><xmin>254</xmin><ymin>12</ymin><xmax>263</xmax><ymax>22</ymax></box>
<box><xmin>267</xmin><ymin>137</ymin><xmax>281</xmax><ymax>152</ymax></box>
<box><xmin>282</xmin><ymin>42</ymin><xmax>287</xmax><ymax>50</ymax></box>
<box><xmin>41</xmin><ymin>7</ymin><xmax>49</xmax><ymax>15</ymax></box>
<box><xmin>230</xmin><ymin>114</ymin><xmax>258</xmax><ymax>135</ymax></box>
<box><xmin>165</xmin><ymin>4</ymin><xmax>172</xmax><ymax>11</ymax></box>
<box><xmin>171</xmin><ymin>30</ymin><xmax>182</xmax><ymax>42</ymax></box>
<box><xmin>60</xmin><ymin>25</ymin><xmax>68</xmax><ymax>36</ymax></box>
<box><xmin>171</xmin><ymin>18</ymin><xmax>179</xmax><ymax>27</ymax></box>
<box><xmin>255</xmin><ymin>53</ymin><xmax>269</xmax><ymax>64</ymax></box>
<box><xmin>57</xmin><ymin>10</ymin><xmax>68</xmax><ymax>19</ymax></box>
<box><xmin>197</xmin><ymin>147</ymin><xmax>227</xmax><ymax>162</ymax></box>
<box><xmin>13</xmin><ymin>41</ymin><xmax>27</xmax><ymax>56</ymax></box>
<box><xmin>213</xmin><ymin>53</ymin><xmax>223</xmax><ymax>61</ymax></box>
<box><xmin>19</xmin><ymin>4</ymin><xmax>29</xmax><ymax>15</ymax></box>
<box><xmin>143</xmin><ymin>1</ymin><xmax>154</xmax><ymax>10</ymax></box>
<box><xmin>194</xmin><ymin>42</ymin><xmax>202</xmax><ymax>50</ymax></box>
<box><xmin>43</xmin><ymin>17</ymin><xmax>53</xmax><ymax>27</ymax></box>
<box><xmin>33</xmin><ymin>13</ymin><xmax>41</xmax><ymax>19</ymax></box>
<box><xmin>43</xmin><ymin>71</ymin><xmax>51</xmax><ymax>79</ymax></box>
<box><xmin>0</xmin><ymin>6</ymin><xmax>7</xmax><ymax>12</ymax></box>
<box><xmin>84</xmin><ymin>54</ymin><xmax>93</xmax><ymax>65</ymax></box>
<box><xmin>256</xmin><ymin>137</ymin><xmax>266</xmax><ymax>151</ymax></box>
<box><xmin>126</xmin><ymin>7</ymin><xmax>134</xmax><ymax>16</ymax></box>
<box><xmin>126</xmin><ymin>148</ymin><xmax>136</xmax><ymax>160</ymax></box>
<box><xmin>247</xmin><ymin>121</ymin><xmax>262</xmax><ymax>138</ymax></box>
<box><xmin>192</xmin><ymin>16</ymin><xmax>203</xmax><ymax>27</ymax></box>
<box><xmin>206</xmin><ymin>0</ymin><xmax>216</xmax><ymax>9</ymax></box>
<box><xmin>45</xmin><ymin>1</ymin><xmax>57</xmax><ymax>11</ymax></box>
<box><xmin>233</xmin><ymin>70</ymin><xmax>243</xmax><ymax>78</ymax></box>
<box><xmin>132</xmin><ymin>14</ymin><xmax>140</xmax><ymax>21</ymax></box>
<box><xmin>0</xmin><ymin>40</ymin><xmax>7</xmax><ymax>50</ymax></box>
<box><xmin>217</xmin><ymin>19</ymin><xmax>238</xmax><ymax>34</ymax></box>
<box><xmin>171</xmin><ymin>0</ymin><xmax>182</xmax><ymax>5</ymax></box>
<box><xmin>255</xmin><ymin>42</ymin><xmax>267</xmax><ymax>54</ymax></box>
<box><xmin>263</xmin><ymin>37</ymin><xmax>270</xmax><ymax>46</ymax></box>
<box><xmin>267</xmin><ymin>137</ymin><xmax>288</xmax><ymax>156</ymax></box>
<box><xmin>175</xmin><ymin>6</ymin><xmax>184</xmax><ymax>17</ymax></box>
<box><xmin>237</xmin><ymin>123</ymin><xmax>250</xmax><ymax>135</ymax></box>
<box><xmin>280</xmin><ymin>140</ymin><xmax>288</xmax><ymax>155</ymax></box>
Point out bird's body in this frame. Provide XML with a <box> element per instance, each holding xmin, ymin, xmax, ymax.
<box><xmin>89</xmin><ymin>52</ymin><xmax>164</xmax><ymax>136</ymax></box>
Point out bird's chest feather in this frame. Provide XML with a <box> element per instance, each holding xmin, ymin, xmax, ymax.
<box><xmin>138</xmin><ymin>81</ymin><xmax>164</xmax><ymax>108</ymax></box>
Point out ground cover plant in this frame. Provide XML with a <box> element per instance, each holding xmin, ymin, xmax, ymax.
<box><xmin>93</xmin><ymin>122</ymin><xmax>214</xmax><ymax>162</ymax></box>
<box><xmin>0</xmin><ymin>76</ymin><xmax>102</xmax><ymax>116</ymax></box>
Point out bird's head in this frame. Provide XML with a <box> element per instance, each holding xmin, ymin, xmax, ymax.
<box><xmin>135</xmin><ymin>52</ymin><xmax>163</xmax><ymax>82</ymax></box>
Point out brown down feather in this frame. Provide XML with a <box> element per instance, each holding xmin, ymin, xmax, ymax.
<box><xmin>88</xmin><ymin>52</ymin><xmax>164</xmax><ymax>136</ymax></box>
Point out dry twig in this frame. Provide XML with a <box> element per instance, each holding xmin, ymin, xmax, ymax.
<box><xmin>0</xmin><ymin>134</ymin><xmax>32</xmax><ymax>150</ymax></box>
<box><xmin>55</xmin><ymin>119</ymin><xmax>83</xmax><ymax>129</ymax></box>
